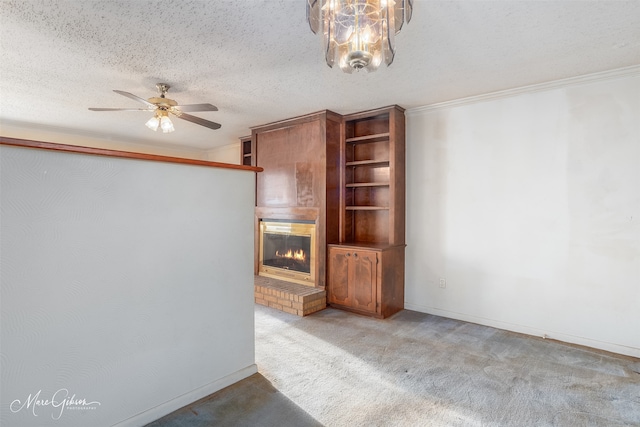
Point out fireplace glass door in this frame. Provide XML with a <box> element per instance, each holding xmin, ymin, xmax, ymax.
<box><xmin>259</xmin><ymin>221</ymin><xmax>316</xmax><ymax>286</ymax></box>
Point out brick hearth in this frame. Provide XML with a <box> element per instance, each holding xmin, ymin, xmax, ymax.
<box><xmin>254</xmin><ymin>276</ymin><xmax>326</xmax><ymax>316</ymax></box>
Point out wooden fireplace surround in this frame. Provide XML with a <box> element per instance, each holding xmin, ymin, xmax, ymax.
<box><xmin>252</xmin><ymin>110</ymin><xmax>342</xmax><ymax>291</ymax></box>
<box><xmin>249</xmin><ymin>106</ymin><xmax>405</xmax><ymax>318</ymax></box>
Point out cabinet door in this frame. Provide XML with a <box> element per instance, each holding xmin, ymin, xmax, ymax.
<box><xmin>351</xmin><ymin>250</ymin><xmax>377</xmax><ymax>313</ymax></box>
<box><xmin>328</xmin><ymin>247</ymin><xmax>351</xmax><ymax>306</ymax></box>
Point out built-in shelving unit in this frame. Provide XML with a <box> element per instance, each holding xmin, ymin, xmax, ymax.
<box><xmin>340</xmin><ymin>106</ymin><xmax>404</xmax><ymax>245</ymax></box>
<box><xmin>240</xmin><ymin>135</ymin><xmax>253</xmax><ymax>166</ymax></box>
<box><xmin>328</xmin><ymin>105</ymin><xmax>406</xmax><ymax>319</ymax></box>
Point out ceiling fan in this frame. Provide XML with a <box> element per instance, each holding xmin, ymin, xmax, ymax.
<box><xmin>89</xmin><ymin>83</ymin><xmax>221</xmax><ymax>133</ymax></box>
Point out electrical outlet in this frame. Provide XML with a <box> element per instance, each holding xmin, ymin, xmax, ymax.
<box><xmin>439</xmin><ymin>278</ymin><xmax>446</xmax><ymax>288</ymax></box>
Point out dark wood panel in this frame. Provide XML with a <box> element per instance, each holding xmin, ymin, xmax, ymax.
<box><xmin>353</xmin><ymin>165</ymin><xmax>389</xmax><ymax>184</ymax></box>
<box><xmin>255</xmin><ymin>120</ymin><xmax>324</xmax><ymax>208</ymax></box>
<box><xmin>329</xmin><ymin>242</ymin><xmax>401</xmax><ymax>250</ymax></box>
<box><xmin>325</xmin><ymin>115</ymin><xmax>342</xmax><ymax>246</ymax></box>
<box><xmin>346</xmin><ymin>160</ymin><xmax>389</xmax><ymax>167</ymax></box>
<box><xmin>255</xmin><ymin>206</ymin><xmax>320</xmax><ymax>221</ymax></box>
<box><xmin>251</xmin><ymin>110</ymin><xmax>341</xmax><ymax>134</ymax></box>
<box><xmin>345</xmin><ymin>132</ymin><xmax>389</xmax><ymax>143</ymax></box>
<box><xmin>353</xmin><ymin>140</ymin><xmax>390</xmax><ymax>162</ymax></box>
<box><xmin>353</xmin><ymin>186</ymin><xmax>389</xmax><ymax>207</ymax></box>
<box><xmin>380</xmin><ymin>245</ymin><xmax>405</xmax><ymax>318</ymax></box>
<box><xmin>389</xmin><ymin>106</ymin><xmax>406</xmax><ymax>246</ymax></box>
<box><xmin>346</xmin><ymin>183</ymin><xmax>389</xmax><ymax>188</ymax></box>
<box><xmin>352</xmin><ymin>250</ymin><xmax>377</xmax><ymax>313</ymax></box>
<box><xmin>353</xmin><ymin>210</ymin><xmax>389</xmax><ymax>243</ymax></box>
<box><xmin>342</xmin><ymin>105</ymin><xmax>404</xmax><ymax>122</ymax></box>
<box><xmin>343</xmin><ymin>209</ymin><xmax>355</xmax><ymax>242</ymax></box>
<box><xmin>347</xmin><ymin>115</ymin><xmax>389</xmax><ymax>138</ymax></box>
<box><xmin>328</xmin><ymin>247</ymin><xmax>351</xmax><ymax>305</ymax></box>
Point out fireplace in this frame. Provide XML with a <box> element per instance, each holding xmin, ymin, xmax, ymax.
<box><xmin>259</xmin><ymin>220</ymin><xmax>316</xmax><ymax>286</ymax></box>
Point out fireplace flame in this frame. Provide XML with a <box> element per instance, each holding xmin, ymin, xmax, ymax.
<box><xmin>276</xmin><ymin>249</ymin><xmax>306</xmax><ymax>262</ymax></box>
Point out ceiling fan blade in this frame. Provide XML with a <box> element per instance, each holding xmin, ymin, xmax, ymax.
<box><xmin>175</xmin><ymin>112</ymin><xmax>222</xmax><ymax>130</ymax></box>
<box><xmin>113</xmin><ymin>90</ymin><xmax>156</xmax><ymax>108</ymax></box>
<box><xmin>174</xmin><ymin>103</ymin><xmax>218</xmax><ymax>112</ymax></box>
<box><xmin>88</xmin><ymin>107</ymin><xmax>150</xmax><ymax>111</ymax></box>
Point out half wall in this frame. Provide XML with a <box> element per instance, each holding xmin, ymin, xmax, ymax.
<box><xmin>0</xmin><ymin>141</ymin><xmax>259</xmax><ymax>426</ymax></box>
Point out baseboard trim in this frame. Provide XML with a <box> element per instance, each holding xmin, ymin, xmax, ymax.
<box><xmin>404</xmin><ymin>303</ymin><xmax>640</xmax><ymax>358</ymax></box>
<box><xmin>113</xmin><ymin>364</ymin><xmax>258</xmax><ymax>427</ymax></box>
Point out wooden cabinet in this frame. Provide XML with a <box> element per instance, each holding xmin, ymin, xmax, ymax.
<box><xmin>328</xmin><ymin>243</ymin><xmax>404</xmax><ymax>318</ymax></box>
<box><xmin>327</xmin><ymin>106</ymin><xmax>406</xmax><ymax>318</ymax></box>
<box><xmin>328</xmin><ymin>246</ymin><xmax>377</xmax><ymax>313</ymax></box>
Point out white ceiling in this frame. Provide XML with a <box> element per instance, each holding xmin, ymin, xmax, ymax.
<box><xmin>1</xmin><ymin>1</ymin><xmax>639</xmax><ymax>151</ymax></box>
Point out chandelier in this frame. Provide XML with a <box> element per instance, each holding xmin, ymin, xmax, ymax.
<box><xmin>307</xmin><ymin>0</ymin><xmax>413</xmax><ymax>73</ymax></box>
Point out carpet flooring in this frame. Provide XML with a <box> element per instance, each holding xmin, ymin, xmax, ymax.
<box><xmin>149</xmin><ymin>305</ymin><xmax>640</xmax><ymax>426</ymax></box>
<box><xmin>145</xmin><ymin>372</ymin><xmax>321</xmax><ymax>427</ymax></box>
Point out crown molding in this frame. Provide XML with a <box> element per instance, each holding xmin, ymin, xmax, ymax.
<box><xmin>406</xmin><ymin>65</ymin><xmax>640</xmax><ymax>116</ymax></box>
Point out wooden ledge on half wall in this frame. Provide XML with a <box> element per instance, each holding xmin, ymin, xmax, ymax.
<box><xmin>0</xmin><ymin>137</ymin><xmax>263</xmax><ymax>173</ymax></box>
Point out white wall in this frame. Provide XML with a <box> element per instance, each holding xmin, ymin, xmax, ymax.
<box><xmin>0</xmin><ymin>146</ymin><xmax>257</xmax><ymax>426</ymax></box>
<box><xmin>207</xmin><ymin>141</ymin><xmax>241</xmax><ymax>164</ymax></box>
<box><xmin>405</xmin><ymin>71</ymin><xmax>640</xmax><ymax>357</ymax></box>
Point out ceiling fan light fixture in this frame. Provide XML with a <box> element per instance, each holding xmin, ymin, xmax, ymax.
<box><xmin>145</xmin><ymin>114</ymin><xmax>160</xmax><ymax>131</ymax></box>
<box><xmin>307</xmin><ymin>0</ymin><xmax>413</xmax><ymax>73</ymax></box>
<box><xmin>160</xmin><ymin>115</ymin><xmax>175</xmax><ymax>133</ymax></box>
<box><xmin>89</xmin><ymin>83</ymin><xmax>221</xmax><ymax>133</ymax></box>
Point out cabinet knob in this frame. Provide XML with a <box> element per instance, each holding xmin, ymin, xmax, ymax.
<box><xmin>346</xmin><ymin>252</ymin><xmax>351</xmax><ymax>257</ymax></box>
<box><xmin>354</xmin><ymin>252</ymin><xmax>358</xmax><ymax>258</ymax></box>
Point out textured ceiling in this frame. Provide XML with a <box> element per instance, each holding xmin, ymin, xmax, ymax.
<box><xmin>1</xmin><ymin>1</ymin><xmax>639</xmax><ymax>150</ymax></box>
